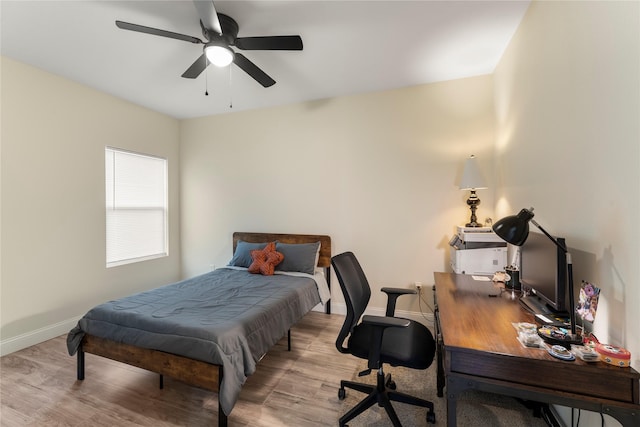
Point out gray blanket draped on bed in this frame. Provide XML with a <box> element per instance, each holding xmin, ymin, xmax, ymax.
<box><xmin>67</xmin><ymin>268</ymin><xmax>321</xmax><ymax>415</ymax></box>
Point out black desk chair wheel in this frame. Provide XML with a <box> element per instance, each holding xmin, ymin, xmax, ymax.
<box><xmin>332</xmin><ymin>251</ymin><xmax>436</xmax><ymax>427</ymax></box>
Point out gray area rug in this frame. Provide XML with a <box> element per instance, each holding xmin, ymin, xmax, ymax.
<box><xmin>341</xmin><ymin>360</ymin><xmax>550</xmax><ymax>426</ymax></box>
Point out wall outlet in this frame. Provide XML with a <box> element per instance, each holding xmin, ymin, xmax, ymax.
<box><xmin>414</xmin><ymin>281</ymin><xmax>423</xmax><ymax>292</ymax></box>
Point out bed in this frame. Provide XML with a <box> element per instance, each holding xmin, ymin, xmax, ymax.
<box><xmin>67</xmin><ymin>232</ymin><xmax>331</xmax><ymax>427</ymax></box>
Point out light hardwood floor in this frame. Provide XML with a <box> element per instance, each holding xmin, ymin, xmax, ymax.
<box><xmin>0</xmin><ymin>312</ymin><xmax>376</xmax><ymax>426</ymax></box>
<box><xmin>1</xmin><ymin>311</ymin><xmax>552</xmax><ymax>427</ymax></box>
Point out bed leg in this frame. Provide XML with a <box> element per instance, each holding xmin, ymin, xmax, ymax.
<box><xmin>219</xmin><ymin>410</ymin><xmax>228</xmax><ymax>427</ymax></box>
<box><xmin>77</xmin><ymin>348</ymin><xmax>85</xmax><ymax>380</ymax></box>
<box><xmin>287</xmin><ymin>329</ymin><xmax>291</xmax><ymax>351</ymax></box>
<box><xmin>159</xmin><ymin>374</ymin><xmax>164</xmax><ymax>389</ymax></box>
<box><xmin>325</xmin><ymin>270</ymin><xmax>332</xmax><ymax>314</ymax></box>
<box><xmin>218</xmin><ymin>369</ymin><xmax>227</xmax><ymax>427</ymax></box>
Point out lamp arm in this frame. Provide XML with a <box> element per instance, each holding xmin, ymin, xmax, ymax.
<box><xmin>531</xmin><ymin>219</ymin><xmax>577</xmax><ymax>336</ymax></box>
<box><xmin>566</xmin><ymin>262</ymin><xmax>577</xmax><ymax>336</ymax></box>
<box><xmin>531</xmin><ymin>219</ymin><xmax>568</xmax><ymax>254</ymax></box>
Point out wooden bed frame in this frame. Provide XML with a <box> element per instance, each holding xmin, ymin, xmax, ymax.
<box><xmin>76</xmin><ymin>232</ymin><xmax>331</xmax><ymax>427</ymax></box>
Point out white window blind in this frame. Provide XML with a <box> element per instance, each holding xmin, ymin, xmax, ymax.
<box><xmin>105</xmin><ymin>147</ymin><xmax>168</xmax><ymax>267</ymax></box>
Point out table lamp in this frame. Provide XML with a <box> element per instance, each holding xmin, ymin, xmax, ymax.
<box><xmin>492</xmin><ymin>207</ymin><xmax>581</xmax><ymax>344</ymax></box>
<box><xmin>459</xmin><ymin>155</ymin><xmax>487</xmax><ymax>227</ymax></box>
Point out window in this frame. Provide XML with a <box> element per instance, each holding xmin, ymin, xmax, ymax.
<box><xmin>105</xmin><ymin>147</ymin><xmax>168</xmax><ymax>267</ymax></box>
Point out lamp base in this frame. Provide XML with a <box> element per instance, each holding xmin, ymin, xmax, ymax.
<box><xmin>538</xmin><ymin>327</ymin><xmax>583</xmax><ymax>349</ymax></box>
<box><xmin>466</xmin><ymin>190</ymin><xmax>482</xmax><ymax>227</ymax></box>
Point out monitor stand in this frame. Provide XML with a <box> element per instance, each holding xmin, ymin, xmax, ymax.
<box><xmin>519</xmin><ymin>295</ymin><xmax>551</xmax><ymax>315</ymax></box>
<box><xmin>520</xmin><ymin>295</ymin><xmax>570</xmax><ymax>325</ymax></box>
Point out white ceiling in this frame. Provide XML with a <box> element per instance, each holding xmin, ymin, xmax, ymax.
<box><xmin>1</xmin><ymin>1</ymin><xmax>530</xmax><ymax>119</ymax></box>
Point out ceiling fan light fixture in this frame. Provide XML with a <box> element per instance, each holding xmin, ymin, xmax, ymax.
<box><xmin>205</xmin><ymin>43</ymin><xmax>234</xmax><ymax>67</ymax></box>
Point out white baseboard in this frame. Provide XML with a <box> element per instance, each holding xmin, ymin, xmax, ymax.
<box><xmin>329</xmin><ymin>302</ymin><xmax>435</xmax><ymax>329</ymax></box>
<box><xmin>0</xmin><ymin>316</ymin><xmax>81</xmax><ymax>357</ymax></box>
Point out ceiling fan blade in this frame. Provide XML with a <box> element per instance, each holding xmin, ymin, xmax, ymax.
<box><xmin>116</xmin><ymin>21</ymin><xmax>203</xmax><ymax>44</ymax></box>
<box><xmin>235</xmin><ymin>36</ymin><xmax>303</xmax><ymax>51</ymax></box>
<box><xmin>182</xmin><ymin>54</ymin><xmax>208</xmax><ymax>79</ymax></box>
<box><xmin>234</xmin><ymin>53</ymin><xmax>275</xmax><ymax>87</ymax></box>
<box><xmin>192</xmin><ymin>0</ymin><xmax>222</xmax><ymax>35</ymax></box>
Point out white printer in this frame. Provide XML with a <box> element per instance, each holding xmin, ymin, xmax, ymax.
<box><xmin>450</xmin><ymin>226</ymin><xmax>507</xmax><ymax>275</ymax></box>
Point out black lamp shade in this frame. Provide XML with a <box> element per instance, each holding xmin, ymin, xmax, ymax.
<box><xmin>492</xmin><ymin>208</ymin><xmax>535</xmax><ymax>246</ymax></box>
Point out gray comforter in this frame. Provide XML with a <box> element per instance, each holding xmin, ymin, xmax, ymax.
<box><xmin>67</xmin><ymin>267</ymin><xmax>321</xmax><ymax>415</ymax></box>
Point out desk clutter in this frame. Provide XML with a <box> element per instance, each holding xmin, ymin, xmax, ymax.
<box><xmin>549</xmin><ymin>345</ymin><xmax>576</xmax><ymax>361</ymax></box>
<box><xmin>512</xmin><ymin>322</ymin><xmax>631</xmax><ymax>366</ymax></box>
<box><xmin>572</xmin><ymin>345</ymin><xmax>599</xmax><ymax>362</ymax></box>
<box><xmin>588</xmin><ymin>335</ymin><xmax>632</xmax><ymax>368</ymax></box>
<box><xmin>514</xmin><ymin>322</ymin><xmax>542</xmax><ymax>347</ymax></box>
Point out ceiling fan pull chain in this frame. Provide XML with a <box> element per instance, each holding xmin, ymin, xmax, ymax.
<box><xmin>205</xmin><ymin>58</ymin><xmax>209</xmax><ymax>96</ymax></box>
<box><xmin>229</xmin><ymin>65</ymin><xmax>233</xmax><ymax>109</ymax></box>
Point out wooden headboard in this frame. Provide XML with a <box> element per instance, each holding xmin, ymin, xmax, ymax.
<box><xmin>232</xmin><ymin>232</ymin><xmax>332</xmax><ymax>268</ymax></box>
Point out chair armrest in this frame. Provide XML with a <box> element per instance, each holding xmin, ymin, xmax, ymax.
<box><xmin>381</xmin><ymin>287</ymin><xmax>416</xmax><ymax>295</ymax></box>
<box><xmin>362</xmin><ymin>315</ymin><xmax>410</xmax><ymax>329</ymax></box>
<box><xmin>361</xmin><ymin>315</ymin><xmax>410</xmax><ymax>370</ymax></box>
<box><xmin>381</xmin><ymin>287</ymin><xmax>417</xmax><ymax>317</ymax></box>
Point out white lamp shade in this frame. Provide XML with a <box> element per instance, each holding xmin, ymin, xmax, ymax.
<box><xmin>205</xmin><ymin>45</ymin><xmax>234</xmax><ymax>67</ymax></box>
<box><xmin>459</xmin><ymin>154</ymin><xmax>487</xmax><ymax>190</ymax></box>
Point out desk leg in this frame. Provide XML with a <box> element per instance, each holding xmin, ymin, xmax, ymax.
<box><xmin>446</xmin><ymin>379</ymin><xmax>458</xmax><ymax>427</ymax></box>
<box><xmin>433</xmin><ymin>295</ymin><xmax>445</xmax><ymax>397</ymax></box>
<box><xmin>604</xmin><ymin>405</ymin><xmax>640</xmax><ymax>427</ymax></box>
<box><xmin>436</xmin><ymin>340</ymin><xmax>444</xmax><ymax>397</ymax></box>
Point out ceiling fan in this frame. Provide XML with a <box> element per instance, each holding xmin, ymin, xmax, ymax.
<box><xmin>115</xmin><ymin>0</ymin><xmax>303</xmax><ymax>87</ymax></box>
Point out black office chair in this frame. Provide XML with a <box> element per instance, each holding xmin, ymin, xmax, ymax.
<box><xmin>332</xmin><ymin>251</ymin><xmax>436</xmax><ymax>427</ymax></box>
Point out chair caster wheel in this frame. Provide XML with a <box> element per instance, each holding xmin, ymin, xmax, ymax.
<box><xmin>386</xmin><ymin>380</ymin><xmax>396</xmax><ymax>390</ymax></box>
<box><xmin>338</xmin><ymin>387</ymin><xmax>346</xmax><ymax>400</ymax></box>
<box><xmin>426</xmin><ymin>410</ymin><xmax>436</xmax><ymax>424</ymax></box>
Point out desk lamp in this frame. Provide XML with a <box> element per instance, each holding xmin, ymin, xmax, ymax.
<box><xmin>459</xmin><ymin>155</ymin><xmax>487</xmax><ymax>227</ymax></box>
<box><xmin>492</xmin><ymin>207</ymin><xmax>581</xmax><ymax>344</ymax></box>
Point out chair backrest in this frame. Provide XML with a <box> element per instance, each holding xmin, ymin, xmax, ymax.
<box><xmin>332</xmin><ymin>252</ymin><xmax>372</xmax><ymax>354</ymax></box>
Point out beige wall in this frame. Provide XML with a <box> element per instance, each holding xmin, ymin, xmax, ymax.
<box><xmin>180</xmin><ymin>75</ymin><xmax>496</xmax><ymax>314</ymax></box>
<box><xmin>493</xmin><ymin>1</ymin><xmax>639</xmax><ymax>425</ymax></box>
<box><xmin>0</xmin><ymin>57</ymin><xmax>182</xmax><ymax>354</ymax></box>
<box><xmin>3</xmin><ymin>7</ymin><xmax>637</xmax><ymax>424</ymax></box>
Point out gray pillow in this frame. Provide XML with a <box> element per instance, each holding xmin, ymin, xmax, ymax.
<box><xmin>228</xmin><ymin>241</ymin><xmax>269</xmax><ymax>268</ymax></box>
<box><xmin>275</xmin><ymin>241</ymin><xmax>321</xmax><ymax>275</ymax></box>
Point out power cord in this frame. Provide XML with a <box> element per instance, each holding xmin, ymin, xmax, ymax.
<box><xmin>539</xmin><ymin>404</ymin><xmax>563</xmax><ymax>427</ymax></box>
<box><xmin>416</xmin><ymin>285</ymin><xmax>434</xmax><ymax>326</ymax></box>
<box><xmin>571</xmin><ymin>407</ymin><xmax>581</xmax><ymax>426</ymax></box>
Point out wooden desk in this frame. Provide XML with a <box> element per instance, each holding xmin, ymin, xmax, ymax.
<box><xmin>433</xmin><ymin>272</ymin><xmax>640</xmax><ymax>426</ymax></box>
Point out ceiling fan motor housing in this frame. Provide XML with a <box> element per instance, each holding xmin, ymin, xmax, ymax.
<box><xmin>201</xmin><ymin>14</ymin><xmax>239</xmax><ymax>45</ymax></box>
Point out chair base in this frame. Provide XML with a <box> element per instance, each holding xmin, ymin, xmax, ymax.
<box><xmin>338</xmin><ymin>368</ymin><xmax>435</xmax><ymax>427</ymax></box>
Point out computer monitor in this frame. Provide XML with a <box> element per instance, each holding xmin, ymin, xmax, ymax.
<box><xmin>519</xmin><ymin>231</ymin><xmax>568</xmax><ymax>315</ymax></box>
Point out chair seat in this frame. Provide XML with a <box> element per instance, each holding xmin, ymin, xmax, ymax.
<box><xmin>348</xmin><ymin>319</ymin><xmax>436</xmax><ymax>369</ymax></box>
